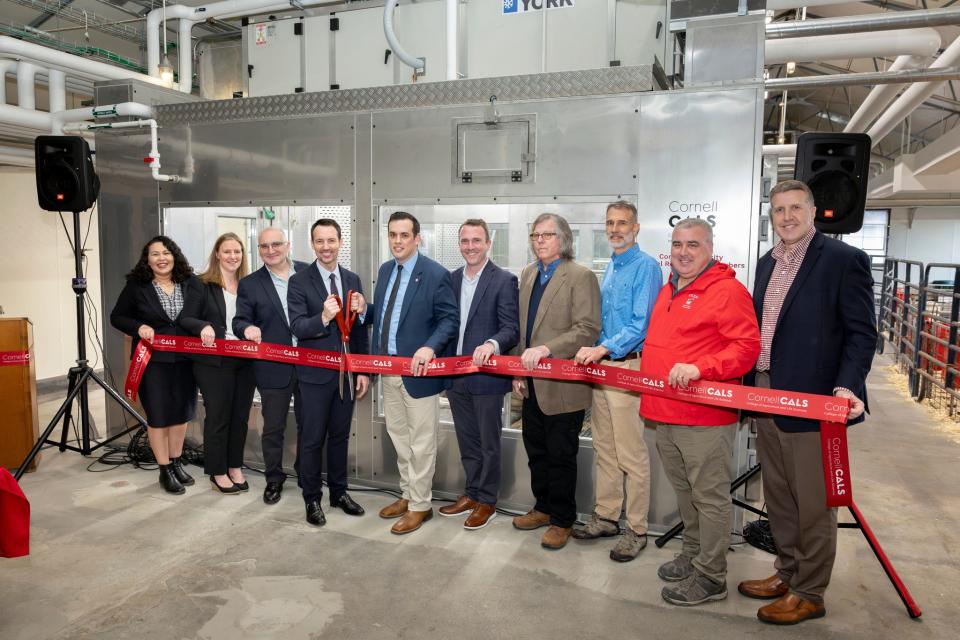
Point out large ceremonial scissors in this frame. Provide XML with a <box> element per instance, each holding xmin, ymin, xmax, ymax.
<box><xmin>332</xmin><ymin>290</ymin><xmax>358</xmax><ymax>400</ymax></box>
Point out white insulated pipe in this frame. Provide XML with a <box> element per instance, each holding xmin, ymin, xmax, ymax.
<box><xmin>0</xmin><ymin>36</ymin><xmax>163</xmax><ymax>86</ymax></box>
<box><xmin>765</xmin><ymin>0</ymin><xmax>847</xmax><ymax>9</ymax></box>
<box><xmin>765</xmin><ymin>28</ymin><xmax>941</xmax><ymax>65</ymax></box>
<box><xmin>446</xmin><ymin>0</ymin><xmax>457</xmax><ymax>80</ymax></box>
<box><xmin>16</xmin><ymin>62</ymin><xmax>37</xmax><ymax>110</ymax></box>
<box><xmin>384</xmin><ymin>0</ymin><xmax>425</xmax><ymax>73</ymax></box>
<box><xmin>844</xmin><ymin>55</ymin><xmax>925</xmax><ymax>133</ymax></box>
<box><xmin>48</xmin><ymin>69</ymin><xmax>66</xmax><ymax>113</ymax></box>
<box><xmin>867</xmin><ymin>35</ymin><xmax>960</xmax><ymax>146</ymax></box>
<box><xmin>0</xmin><ymin>59</ymin><xmax>17</xmax><ymax>104</ymax></box>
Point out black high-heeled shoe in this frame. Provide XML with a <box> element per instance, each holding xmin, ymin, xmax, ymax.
<box><xmin>209</xmin><ymin>475</ymin><xmax>240</xmax><ymax>495</ymax></box>
<box><xmin>158</xmin><ymin>464</ymin><xmax>185</xmax><ymax>494</ymax></box>
<box><xmin>169</xmin><ymin>457</ymin><xmax>195</xmax><ymax>486</ymax></box>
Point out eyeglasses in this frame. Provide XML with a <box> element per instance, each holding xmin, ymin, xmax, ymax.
<box><xmin>529</xmin><ymin>232</ymin><xmax>558</xmax><ymax>241</ymax></box>
<box><xmin>257</xmin><ymin>241</ymin><xmax>286</xmax><ymax>250</ymax></box>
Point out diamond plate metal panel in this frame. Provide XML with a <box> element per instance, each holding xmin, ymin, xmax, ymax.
<box><xmin>156</xmin><ymin>66</ymin><xmax>655</xmax><ymax>126</ymax></box>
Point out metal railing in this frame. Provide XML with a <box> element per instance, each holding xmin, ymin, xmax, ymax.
<box><xmin>878</xmin><ymin>258</ymin><xmax>960</xmax><ymax>419</ymax></box>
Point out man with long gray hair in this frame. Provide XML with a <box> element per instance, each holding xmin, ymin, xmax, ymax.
<box><xmin>640</xmin><ymin>217</ymin><xmax>760</xmax><ymax>606</ymax></box>
<box><xmin>511</xmin><ymin>212</ymin><xmax>601</xmax><ymax>550</ymax></box>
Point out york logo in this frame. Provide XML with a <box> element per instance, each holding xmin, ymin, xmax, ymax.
<box><xmin>503</xmin><ymin>0</ymin><xmax>574</xmax><ymax>15</ymax></box>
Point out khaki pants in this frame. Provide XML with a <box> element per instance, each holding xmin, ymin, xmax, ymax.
<box><xmin>653</xmin><ymin>421</ymin><xmax>736</xmax><ymax>584</ymax></box>
<box><xmin>591</xmin><ymin>358</ymin><xmax>650</xmax><ymax>534</ymax></box>
<box><xmin>382</xmin><ymin>375</ymin><xmax>439</xmax><ymax>512</ymax></box>
<box><xmin>755</xmin><ymin>371</ymin><xmax>837</xmax><ymax>604</ymax></box>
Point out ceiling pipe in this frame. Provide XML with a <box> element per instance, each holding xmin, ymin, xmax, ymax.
<box><xmin>384</xmin><ymin>0</ymin><xmax>425</xmax><ymax>73</ymax></box>
<box><xmin>766</xmin><ymin>0</ymin><xmax>849</xmax><ymax>9</ymax></box>
<box><xmin>844</xmin><ymin>55</ymin><xmax>925</xmax><ymax>133</ymax></box>
<box><xmin>867</xmin><ymin>35</ymin><xmax>960</xmax><ymax>146</ymax></box>
<box><xmin>765</xmin><ymin>28</ymin><xmax>940</xmax><ymax>65</ymax></box>
<box><xmin>47</xmin><ymin>69</ymin><xmax>65</xmax><ymax>113</ymax></box>
<box><xmin>765</xmin><ymin>65</ymin><xmax>960</xmax><ymax>90</ymax></box>
<box><xmin>0</xmin><ymin>59</ymin><xmax>17</xmax><ymax>104</ymax></box>
<box><xmin>445</xmin><ymin>0</ymin><xmax>457</xmax><ymax>80</ymax></box>
<box><xmin>766</xmin><ymin>7</ymin><xmax>960</xmax><ymax>39</ymax></box>
<box><xmin>16</xmin><ymin>62</ymin><xmax>38</xmax><ymax>110</ymax></box>
<box><xmin>0</xmin><ymin>36</ymin><xmax>163</xmax><ymax>86</ymax></box>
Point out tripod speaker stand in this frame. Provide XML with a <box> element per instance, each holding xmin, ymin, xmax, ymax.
<box><xmin>14</xmin><ymin>208</ymin><xmax>147</xmax><ymax>481</ymax></box>
<box><xmin>15</xmin><ymin>135</ymin><xmax>148</xmax><ymax>481</ymax></box>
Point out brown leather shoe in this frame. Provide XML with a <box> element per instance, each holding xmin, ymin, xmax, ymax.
<box><xmin>757</xmin><ymin>593</ymin><xmax>826</xmax><ymax>625</ymax></box>
<box><xmin>738</xmin><ymin>574</ymin><xmax>790</xmax><ymax>600</ymax></box>
<box><xmin>439</xmin><ymin>495</ymin><xmax>477</xmax><ymax>517</ymax></box>
<box><xmin>512</xmin><ymin>509</ymin><xmax>550</xmax><ymax>530</ymax></box>
<box><xmin>378</xmin><ymin>498</ymin><xmax>409</xmax><ymax>519</ymax></box>
<box><xmin>540</xmin><ymin>525</ymin><xmax>572</xmax><ymax>550</ymax></box>
<box><xmin>464</xmin><ymin>503</ymin><xmax>497</xmax><ymax>530</ymax></box>
<box><xmin>390</xmin><ymin>508</ymin><xmax>433</xmax><ymax>535</ymax></box>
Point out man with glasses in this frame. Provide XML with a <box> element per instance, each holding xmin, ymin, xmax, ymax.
<box><xmin>573</xmin><ymin>201</ymin><xmax>661</xmax><ymax>562</ymax></box>
<box><xmin>234</xmin><ymin>227</ymin><xmax>310</xmax><ymax>505</ymax></box>
<box><xmin>512</xmin><ymin>213</ymin><xmax>601</xmax><ymax>550</ymax></box>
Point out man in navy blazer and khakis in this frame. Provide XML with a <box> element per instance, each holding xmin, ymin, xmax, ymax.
<box><xmin>288</xmin><ymin>219</ymin><xmax>370</xmax><ymax>527</ymax></box>
<box><xmin>438</xmin><ymin>219</ymin><xmax>520</xmax><ymax>530</ymax></box>
<box><xmin>356</xmin><ymin>211</ymin><xmax>459</xmax><ymax>535</ymax></box>
<box><xmin>233</xmin><ymin>227</ymin><xmax>310</xmax><ymax>506</ymax></box>
<box><xmin>739</xmin><ymin>180</ymin><xmax>877</xmax><ymax>625</ymax></box>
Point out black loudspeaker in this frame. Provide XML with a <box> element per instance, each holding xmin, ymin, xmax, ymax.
<box><xmin>794</xmin><ymin>132</ymin><xmax>871</xmax><ymax>234</ymax></box>
<box><xmin>34</xmin><ymin>136</ymin><xmax>100</xmax><ymax>212</ymax></box>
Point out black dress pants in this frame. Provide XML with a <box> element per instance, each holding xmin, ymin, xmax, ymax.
<box><xmin>194</xmin><ymin>359</ymin><xmax>256</xmax><ymax>476</ymax></box>
<box><xmin>258</xmin><ymin>368</ymin><xmax>303</xmax><ymax>485</ymax></box>
<box><xmin>299</xmin><ymin>378</ymin><xmax>354</xmax><ymax>504</ymax></box>
<box><xmin>521</xmin><ymin>381</ymin><xmax>584</xmax><ymax>528</ymax></box>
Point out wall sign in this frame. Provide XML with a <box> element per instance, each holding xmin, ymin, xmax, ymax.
<box><xmin>503</xmin><ymin>0</ymin><xmax>575</xmax><ymax>15</ymax></box>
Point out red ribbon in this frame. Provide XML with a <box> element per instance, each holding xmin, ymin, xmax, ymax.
<box><xmin>0</xmin><ymin>350</ymin><xmax>30</xmax><ymax>366</ymax></box>
<box><xmin>124</xmin><ymin>336</ymin><xmax>854</xmax><ymax>506</ymax></box>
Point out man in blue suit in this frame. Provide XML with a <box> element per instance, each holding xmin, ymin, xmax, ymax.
<box><xmin>355</xmin><ymin>211</ymin><xmax>459</xmax><ymax>535</ymax></box>
<box><xmin>739</xmin><ymin>180</ymin><xmax>877</xmax><ymax>625</ymax></box>
<box><xmin>233</xmin><ymin>228</ymin><xmax>310</xmax><ymax>505</ymax></box>
<box><xmin>438</xmin><ymin>219</ymin><xmax>519</xmax><ymax>530</ymax></box>
<box><xmin>288</xmin><ymin>219</ymin><xmax>370</xmax><ymax>527</ymax></box>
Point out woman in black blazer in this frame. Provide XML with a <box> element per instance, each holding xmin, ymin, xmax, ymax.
<box><xmin>110</xmin><ymin>236</ymin><xmax>198</xmax><ymax>494</ymax></box>
<box><xmin>180</xmin><ymin>232</ymin><xmax>257</xmax><ymax>495</ymax></box>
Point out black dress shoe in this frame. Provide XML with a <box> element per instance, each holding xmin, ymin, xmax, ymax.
<box><xmin>306</xmin><ymin>500</ymin><xmax>326</xmax><ymax>526</ymax></box>
<box><xmin>169</xmin><ymin>457</ymin><xmax>195</xmax><ymax>486</ymax></box>
<box><xmin>263</xmin><ymin>481</ymin><xmax>283</xmax><ymax>505</ymax></box>
<box><xmin>158</xmin><ymin>464</ymin><xmax>185</xmax><ymax>495</ymax></box>
<box><xmin>209</xmin><ymin>475</ymin><xmax>240</xmax><ymax>495</ymax></box>
<box><xmin>330</xmin><ymin>493</ymin><xmax>365</xmax><ymax>516</ymax></box>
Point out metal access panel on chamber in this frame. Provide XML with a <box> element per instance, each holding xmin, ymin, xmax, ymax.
<box><xmin>246</xmin><ymin>18</ymin><xmax>304</xmax><ymax>97</ymax></box>
<box><xmin>453</xmin><ymin>115</ymin><xmax>536</xmax><ymax>184</ymax></box>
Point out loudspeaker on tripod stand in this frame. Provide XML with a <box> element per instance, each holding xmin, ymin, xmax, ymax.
<box><xmin>34</xmin><ymin>135</ymin><xmax>100</xmax><ymax>212</ymax></box>
<box><xmin>794</xmin><ymin>132</ymin><xmax>871</xmax><ymax>234</ymax></box>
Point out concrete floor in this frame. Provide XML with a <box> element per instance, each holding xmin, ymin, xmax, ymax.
<box><xmin>2</xmin><ymin>353</ymin><xmax>958</xmax><ymax>640</ymax></box>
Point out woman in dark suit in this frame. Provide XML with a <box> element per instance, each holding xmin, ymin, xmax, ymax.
<box><xmin>180</xmin><ymin>232</ymin><xmax>257</xmax><ymax>495</ymax></box>
<box><xmin>110</xmin><ymin>236</ymin><xmax>198</xmax><ymax>494</ymax></box>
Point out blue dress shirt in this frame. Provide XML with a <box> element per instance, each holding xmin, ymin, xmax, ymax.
<box><xmin>379</xmin><ymin>251</ymin><xmax>419</xmax><ymax>355</ymax></box>
<box><xmin>598</xmin><ymin>244</ymin><xmax>661</xmax><ymax>359</ymax></box>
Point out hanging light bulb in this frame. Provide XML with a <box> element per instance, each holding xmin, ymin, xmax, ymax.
<box><xmin>158</xmin><ymin>54</ymin><xmax>175</xmax><ymax>86</ymax></box>
<box><xmin>786</xmin><ymin>61</ymin><xmax>796</xmax><ymax>75</ymax></box>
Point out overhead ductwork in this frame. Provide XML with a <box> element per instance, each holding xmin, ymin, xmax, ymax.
<box><xmin>765</xmin><ymin>28</ymin><xmax>941</xmax><ymax>65</ymax></box>
<box><xmin>844</xmin><ymin>55</ymin><xmax>927</xmax><ymax>133</ymax></box>
<box><xmin>766</xmin><ymin>7</ymin><xmax>960</xmax><ymax>39</ymax></box>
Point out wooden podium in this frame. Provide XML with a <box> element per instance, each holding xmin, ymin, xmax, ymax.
<box><xmin>0</xmin><ymin>318</ymin><xmax>40</xmax><ymax>472</ymax></box>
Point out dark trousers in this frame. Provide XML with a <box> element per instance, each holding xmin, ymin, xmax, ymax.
<box><xmin>447</xmin><ymin>382</ymin><xmax>505</xmax><ymax>505</ymax></box>
<box><xmin>299</xmin><ymin>379</ymin><xmax>354</xmax><ymax>504</ymax></box>
<box><xmin>194</xmin><ymin>359</ymin><xmax>256</xmax><ymax>476</ymax></box>
<box><xmin>521</xmin><ymin>381</ymin><xmax>584</xmax><ymax>528</ymax></box>
<box><xmin>258</xmin><ymin>369</ymin><xmax>302</xmax><ymax>485</ymax></box>
<box><xmin>756</xmin><ymin>371</ymin><xmax>838</xmax><ymax>604</ymax></box>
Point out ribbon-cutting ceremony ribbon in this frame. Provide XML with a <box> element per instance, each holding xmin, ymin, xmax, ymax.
<box><xmin>124</xmin><ymin>336</ymin><xmax>853</xmax><ymax>507</ymax></box>
<box><xmin>0</xmin><ymin>350</ymin><xmax>30</xmax><ymax>366</ymax></box>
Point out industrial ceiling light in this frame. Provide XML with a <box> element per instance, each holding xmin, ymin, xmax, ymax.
<box><xmin>786</xmin><ymin>61</ymin><xmax>797</xmax><ymax>75</ymax></box>
<box><xmin>158</xmin><ymin>54</ymin><xmax>175</xmax><ymax>86</ymax></box>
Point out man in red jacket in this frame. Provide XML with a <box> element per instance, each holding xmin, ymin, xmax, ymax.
<box><xmin>640</xmin><ymin>218</ymin><xmax>760</xmax><ymax>606</ymax></box>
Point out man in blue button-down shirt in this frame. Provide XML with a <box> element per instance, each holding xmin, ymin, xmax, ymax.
<box><xmin>573</xmin><ymin>201</ymin><xmax>662</xmax><ymax>562</ymax></box>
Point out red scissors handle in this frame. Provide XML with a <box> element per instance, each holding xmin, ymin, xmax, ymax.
<box><xmin>332</xmin><ymin>291</ymin><xmax>357</xmax><ymax>343</ymax></box>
